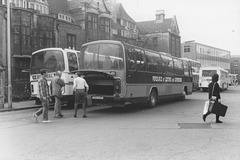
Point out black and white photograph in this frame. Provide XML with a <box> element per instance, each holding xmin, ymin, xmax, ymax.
<box><xmin>0</xmin><ymin>0</ymin><xmax>240</xmax><ymax>159</ymax></box>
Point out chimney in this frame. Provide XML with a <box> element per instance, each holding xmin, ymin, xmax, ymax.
<box><xmin>155</xmin><ymin>10</ymin><xmax>165</xmax><ymax>23</ymax></box>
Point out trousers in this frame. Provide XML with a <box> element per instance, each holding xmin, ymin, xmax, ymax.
<box><xmin>54</xmin><ymin>96</ymin><xmax>62</xmax><ymax>116</ymax></box>
<box><xmin>35</xmin><ymin>99</ymin><xmax>49</xmax><ymax>121</ymax></box>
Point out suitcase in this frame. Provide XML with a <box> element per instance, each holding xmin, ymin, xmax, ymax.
<box><xmin>211</xmin><ymin>102</ymin><xmax>228</xmax><ymax>117</ymax></box>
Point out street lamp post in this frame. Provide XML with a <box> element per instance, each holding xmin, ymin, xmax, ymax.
<box><xmin>7</xmin><ymin>0</ymin><xmax>12</xmax><ymax>108</ymax></box>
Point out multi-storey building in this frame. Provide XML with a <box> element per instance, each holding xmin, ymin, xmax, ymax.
<box><xmin>1</xmin><ymin>0</ymin><xmax>49</xmax><ymax>14</ymax></box>
<box><xmin>111</xmin><ymin>3</ymin><xmax>140</xmax><ymax>45</ymax></box>
<box><xmin>182</xmin><ymin>41</ymin><xmax>230</xmax><ymax>71</ymax></box>
<box><xmin>230</xmin><ymin>55</ymin><xmax>240</xmax><ymax>84</ymax></box>
<box><xmin>0</xmin><ymin>1</ymin><xmax>84</xmax><ymax>100</ymax></box>
<box><xmin>136</xmin><ymin>10</ymin><xmax>181</xmax><ymax>57</ymax></box>
<box><xmin>68</xmin><ymin>0</ymin><xmax>112</xmax><ymax>42</ymax></box>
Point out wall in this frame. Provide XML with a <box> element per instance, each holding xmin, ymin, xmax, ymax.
<box><xmin>57</xmin><ymin>20</ymin><xmax>84</xmax><ymax>50</ymax></box>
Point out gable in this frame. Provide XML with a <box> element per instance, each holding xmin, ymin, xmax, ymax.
<box><xmin>116</xmin><ymin>3</ymin><xmax>135</xmax><ymax>23</ymax></box>
<box><xmin>137</xmin><ymin>18</ymin><xmax>172</xmax><ymax>35</ymax></box>
<box><xmin>137</xmin><ymin>16</ymin><xmax>180</xmax><ymax>36</ymax></box>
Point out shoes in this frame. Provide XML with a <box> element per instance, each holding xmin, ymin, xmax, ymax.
<box><xmin>54</xmin><ymin>114</ymin><xmax>63</xmax><ymax>118</ymax></box>
<box><xmin>83</xmin><ymin>115</ymin><xmax>87</xmax><ymax>118</ymax></box>
<box><xmin>74</xmin><ymin>115</ymin><xmax>77</xmax><ymax>118</ymax></box>
<box><xmin>202</xmin><ymin>114</ymin><xmax>207</xmax><ymax>122</ymax></box>
<box><xmin>42</xmin><ymin>120</ymin><xmax>52</xmax><ymax>123</ymax></box>
<box><xmin>33</xmin><ymin>114</ymin><xmax>38</xmax><ymax>123</ymax></box>
<box><xmin>216</xmin><ymin>120</ymin><xmax>223</xmax><ymax>123</ymax></box>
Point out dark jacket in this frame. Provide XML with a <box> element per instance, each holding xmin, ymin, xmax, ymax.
<box><xmin>208</xmin><ymin>82</ymin><xmax>221</xmax><ymax>100</ymax></box>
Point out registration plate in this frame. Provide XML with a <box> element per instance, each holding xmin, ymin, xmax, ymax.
<box><xmin>92</xmin><ymin>96</ymin><xmax>104</xmax><ymax>100</ymax></box>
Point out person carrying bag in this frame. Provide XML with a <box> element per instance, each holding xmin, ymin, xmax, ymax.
<box><xmin>202</xmin><ymin>73</ymin><xmax>223</xmax><ymax>123</ymax></box>
<box><xmin>203</xmin><ymin>83</ymin><xmax>216</xmax><ymax>115</ymax></box>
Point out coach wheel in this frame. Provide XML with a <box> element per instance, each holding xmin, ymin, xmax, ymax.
<box><xmin>148</xmin><ymin>89</ymin><xmax>157</xmax><ymax>108</ymax></box>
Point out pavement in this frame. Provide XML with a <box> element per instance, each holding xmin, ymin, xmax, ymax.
<box><xmin>0</xmin><ymin>100</ymin><xmax>42</xmax><ymax>112</ymax></box>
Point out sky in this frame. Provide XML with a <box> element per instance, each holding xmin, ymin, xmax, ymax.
<box><xmin>116</xmin><ymin>0</ymin><xmax>240</xmax><ymax>55</ymax></box>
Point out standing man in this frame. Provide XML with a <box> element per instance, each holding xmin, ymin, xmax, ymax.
<box><xmin>33</xmin><ymin>69</ymin><xmax>51</xmax><ymax>123</ymax></box>
<box><xmin>50</xmin><ymin>70</ymin><xmax>65</xmax><ymax>118</ymax></box>
<box><xmin>73</xmin><ymin>72</ymin><xmax>89</xmax><ymax>118</ymax></box>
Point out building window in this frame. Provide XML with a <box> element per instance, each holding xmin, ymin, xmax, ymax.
<box><xmin>184</xmin><ymin>45</ymin><xmax>190</xmax><ymax>53</ymax></box>
<box><xmin>29</xmin><ymin>3</ymin><xmax>34</xmax><ymax>8</ymax></box>
<box><xmin>67</xmin><ymin>34</ymin><xmax>76</xmax><ymax>49</ymax></box>
<box><xmin>100</xmin><ymin>18</ymin><xmax>110</xmax><ymax>33</ymax></box>
<box><xmin>14</xmin><ymin>58</ymin><xmax>30</xmax><ymax>80</ymax></box>
<box><xmin>15</xmin><ymin>35</ymin><xmax>20</xmax><ymax>44</ymax></box>
<box><xmin>87</xmin><ymin>13</ymin><xmax>98</xmax><ymax>30</ymax></box>
<box><xmin>172</xmin><ymin>37</ymin><xmax>176</xmax><ymax>54</ymax></box>
<box><xmin>234</xmin><ymin>60</ymin><xmax>238</xmax><ymax>67</ymax></box>
<box><xmin>235</xmin><ymin>69</ymin><xmax>238</xmax><ymax>74</ymax></box>
<box><xmin>15</xmin><ymin>26</ymin><xmax>20</xmax><ymax>33</ymax></box>
<box><xmin>121</xmin><ymin>19</ymin><xmax>127</xmax><ymax>26</ymax></box>
<box><xmin>39</xmin><ymin>38</ymin><xmax>43</xmax><ymax>47</ymax></box>
<box><xmin>39</xmin><ymin>30</ymin><xmax>44</xmax><ymax>37</ymax></box>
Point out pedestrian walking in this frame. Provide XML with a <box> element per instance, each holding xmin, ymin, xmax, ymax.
<box><xmin>50</xmin><ymin>70</ymin><xmax>65</xmax><ymax>118</ymax></box>
<box><xmin>73</xmin><ymin>72</ymin><xmax>89</xmax><ymax>118</ymax></box>
<box><xmin>203</xmin><ymin>73</ymin><xmax>223</xmax><ymax>123</ymax></box>
<box><xmin>33</xmin><ymin>69</ymin><xmax>51</xmax><ymax>123</ymax></box>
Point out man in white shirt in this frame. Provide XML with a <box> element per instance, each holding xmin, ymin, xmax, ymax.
<box><xmin>73</xmin><ymin>72</ymin><xmax>89</xmax><ymax>118</ymax></box>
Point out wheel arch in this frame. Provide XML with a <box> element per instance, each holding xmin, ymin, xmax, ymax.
<box><xmin>148</xmin><ymin>86</ymin><xmax>158</xmax><ymax>100</ymax></box>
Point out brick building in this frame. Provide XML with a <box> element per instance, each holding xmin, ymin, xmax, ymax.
<box><xmin>68</xmin><ymin>0</ymin><xmax>112</xmax><ymax>42</ymax></box>
<box><xmin>0</xmin><ymin>2</ymin><xmax>84</xmax><ymax>99</ymax></box>
<box><xmin>136</xmin><ymin>10</ymin><xmax>181</xmax><ymax>57</ymax></box>
<box><xmin>111</xmin><ymin>3</ymin><xmax>141</xmax><ymax>46</ymax></box>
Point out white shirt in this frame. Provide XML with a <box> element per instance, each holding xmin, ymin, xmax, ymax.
<box><xmin>73</xmin><ymin>77</ymin><xmax>89</xmax><ymax>91</ymax></box>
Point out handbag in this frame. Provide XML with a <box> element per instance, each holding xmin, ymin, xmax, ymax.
<box><xmin>211</xmin><ymin>102</ymin><xmax>228</xmax><ymax>117</ymax></box>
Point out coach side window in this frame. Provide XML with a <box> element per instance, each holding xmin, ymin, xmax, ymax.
<box><xmin>126</xmin><ymin>46</ymin><xmax>136</xmax><ymax>71</ymax></box>
<box><xmin>183</xmin><ymin>61</ymin><xmax>189</xmax><ymax>76</ymax></box>
<box><xmin>82</xmin><ymin>44</ymin><xmax>98</xmax><ymax>69</ymax></box>
<box><xmin>135</xmin><ymin>49</ymin><xmax>146</xmax><ymax>71</ymax></box>
<box><xmin>67</xmin><ymin>52</ymin><xmax>78</xmax><ymax>72</ymax></box>
<box><xmin>145</xmin><ymin>51</ymin><xmax>161</xmax><ymax>73</ymax></box>
<box><xmin>161</xmin><ymin>55</ymin><xmax>173</xmax><ymax>76</ymax></box>
<box><xmin>173</xmin><ymin>58</ymin><xmax>184</xmax><ymax>76</ymax></box>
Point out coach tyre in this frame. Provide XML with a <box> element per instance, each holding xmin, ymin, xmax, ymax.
<box><xmin>148</xmin><ymin>89</ymin><xmax>157</xmax><ymax>108</ymax></box>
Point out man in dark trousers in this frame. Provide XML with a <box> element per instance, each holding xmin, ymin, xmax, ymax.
<box><xmin>73</xmin><ymin>72</ymin><xmax>89</xmax><ymax>118</ymax></box>
<box><xmin>50</xmin><ymin>70</ymin><xmax>65</xmax><ymax>118</ymax></box>
<box><xmin>33</xmin><ymin>69</ymin><xmax>51</xmax><ymax>123</ymax></box>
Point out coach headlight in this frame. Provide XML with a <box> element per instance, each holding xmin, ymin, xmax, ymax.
<box><xmin>114</xmin><ymin>78</ymin><xmax>121</xmax><ymax>94</ymax></box>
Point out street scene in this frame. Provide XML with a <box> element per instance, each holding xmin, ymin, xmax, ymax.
<box><xmin>0</xmin><ymin>86</ymin><xmax>240</xmax><ymax>160</ymax></box>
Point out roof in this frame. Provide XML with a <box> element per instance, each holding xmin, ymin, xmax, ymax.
<box><xmin>47</xmin><ymin>0</ymin><xmax>69</xmax><ymax>14</ymax></box>
<box><xmin>137</xmin><ymin>18</ymin><xmax>172</xmax><ymax>35</ymax></box>
<box><xmin>115</xmin><ymin>3</ymin><xmax>135</xmax><ymax>23</ymax></box>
